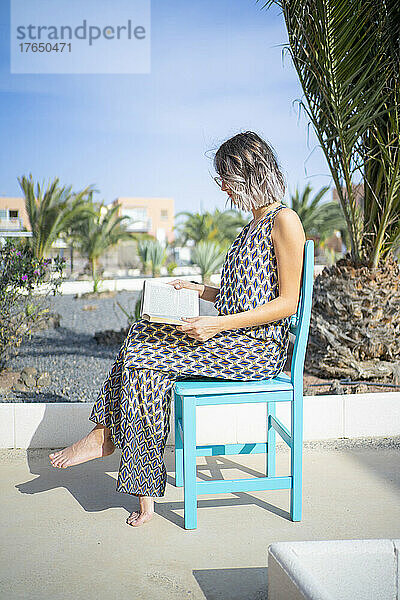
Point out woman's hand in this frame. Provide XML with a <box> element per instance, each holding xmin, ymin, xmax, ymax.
<box><xmin>167</xmin><ymin>279</ymin><xmax>205</xmax><ymax>298</ymax></box>
<box><xmin>176</xmin><ymin>316</ymin><xmax>223</xmax><ymax>342</ymax></box>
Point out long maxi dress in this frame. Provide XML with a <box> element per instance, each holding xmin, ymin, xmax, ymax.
<box><xmin>88</xmin><ymin>204</ymin><xmax>290</xmax><ymax>497</ymax></box>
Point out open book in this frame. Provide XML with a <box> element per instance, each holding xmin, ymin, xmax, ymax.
<box><xmin>140</xmin><ymin>280</ymin><xmax>199</xmax><ymax>325</ymax></box>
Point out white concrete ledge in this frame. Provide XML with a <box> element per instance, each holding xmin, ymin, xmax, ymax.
<box><xmin>47</xmin><ymin>274</ymin><xmax>221</xmax><ymax>296</ymax></box>
<box><xmin>44</xmin><ymin>266</ymin><xmax>323</xmax><ymax>296</ymax></box>
<box><xmin>268</xmin><ymin>539</ymin><xmax>400</xmax><ymax>600</ymax></box>
<box><xmin>0</xmin><ymin>391</ymin><xmax>399</xmax><ymax>449</ymax></box>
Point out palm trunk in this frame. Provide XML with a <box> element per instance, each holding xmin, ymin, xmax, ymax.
<box><xmin>91</xmin><ymin>257</ymin><xmax>97</xmax><ymax>293</ymax></box>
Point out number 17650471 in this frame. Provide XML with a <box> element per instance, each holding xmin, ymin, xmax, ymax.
<box><xmin>19</xmin><ymin>42</ymin><xmax>72</xmax><ymax>53</ymax></box>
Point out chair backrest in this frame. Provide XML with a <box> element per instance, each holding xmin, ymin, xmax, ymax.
<box><xmin>289</xmin><ymin>240</ymin><xmax>314</xmax><ymax>387</ymax></box>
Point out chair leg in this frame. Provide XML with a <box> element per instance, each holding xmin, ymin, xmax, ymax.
<box><xmin>182</xmin><ymin>396</ymin><xmax>197</xmax><ymax>529</ymax></box>
<box><xmin>174</xmin><ymin>392</ymin><xmax>183</xmax><ymax>487</ymax></box>
<box><xmin>267</xmin><ymin>402</ymin><xmax>276</xmax><ymax>477</ymax></box>
<box><xmin>290</xmin><ymin>393</ymin><xmax>303</xmax><ymax>521</ymax></box>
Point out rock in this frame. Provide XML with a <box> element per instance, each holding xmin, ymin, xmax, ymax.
<box><xmin>19</xmin><ymin>373</ymin><xmax>36</xmax><ymax>388</ymax></box>
<box><xmin>36</xmin><ymin>373</ymin><xmax>51</xmax><ymax>388</ymax></box>
<box><xmin>31</xmin><ymin>312</ymin><xmax>61</xmax><ymax>332</ymax></box>
<box><xmin>392</xmin><ymin>363</ymin><xmax>400</xmax><ymax>385</ymax></box>
<box><xmin>329</xmin><ymin>380</ymin><xmax>346</xmax><ymax>395</ymax></box>
<box><xmin>47</xmin><ymin>313</ymin><xmax>61</xmax><ymax>329</ymax></box>
<box><xmin>94</xmin><ymin>327</ymin><xmax>129</xmax><ymax>346</ymax></box>
<box><xmin>13</xmin><ymin>382</ymin><xmax>28</xmax><ymax>393</ymax></box>
<box><xmin>21</xmin><ymin>366</ymin><xmax>38</xmax><ymax>377</ymax></box>
<box><xmin>82</xmin><ymin>304</ymin><xmax>98</xmax><ymax>311</ymax></box>
<box><xmin>354</xmin><ymin>384</ymin><xmax>369</xmax><ymax>394</ymax></box>
<box><xmin>76</xmin><ymin>291</ymin><xmax>116</xmax><ymax>300</ymax></box>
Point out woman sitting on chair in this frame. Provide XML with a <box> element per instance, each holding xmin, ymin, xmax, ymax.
<box><xmin>49</xmin><ymin>131</ymin><xmax>306</xmax><ymax>527</ymax></box>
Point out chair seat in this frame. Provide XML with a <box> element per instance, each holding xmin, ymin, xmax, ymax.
<box><xmin>173</xmin><ymin>371</ymin><xmax>293</xmax><ymax>396</ymax></box>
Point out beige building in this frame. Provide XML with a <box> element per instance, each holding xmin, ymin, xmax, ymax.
<box><xmin>0</xmin><ymin>195</ymin><xmax>176</xmax><ymax>246</ymax></box>
<box><xmin>112</xmin><ymin>197</ymin><xmax>175</xmax><ymax>243</ymax></box>
<box><xmin>0</xmin><ymin>197</ymin><xmax>30</xmax><ymax>231</ymax></box>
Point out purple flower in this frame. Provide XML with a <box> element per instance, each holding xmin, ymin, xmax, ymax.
<box><xmin>16</xmin><ymin>251</ymin><xmax>22</xmax><ymax>256</ymax></box>
<box><xmin>33</xmin><ymin>269</ymin><xmax>40</xmax><ymax>275</ymax></box>
<box><xmin>21</xmin><ymin>274</ymin><xmax>28</xmax><ymax>282</ymax></box>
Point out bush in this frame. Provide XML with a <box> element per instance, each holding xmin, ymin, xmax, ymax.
<box><xmin>0</xmin><ymin>240</ymin><xmax>65</xmax><ymax>371</ymax></box>
<box><xmin>166</xmin><ymin>260</ymin><xmax>177</xmax><ymax>276</ymax></box>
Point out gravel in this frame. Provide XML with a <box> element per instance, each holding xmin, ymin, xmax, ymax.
<box><xmin>3</xmin><ymin>291</ymin><xmax>396</xmax><ymax>403</ymax></box>
<box><xmin>2</xmin><ymin>292</ymin><xmax>141</xmax><ymax>403</ymax></box>
<box><xmin>2</xmin><ymin>291</ymin><xmax>218</xmax><ymax>403</ymax></box>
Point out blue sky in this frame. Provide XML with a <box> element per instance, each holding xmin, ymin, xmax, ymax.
<box><xmin>0</xmin><ymin>0</ymin><xmax>332</xmax><ymax>216</ymax></box>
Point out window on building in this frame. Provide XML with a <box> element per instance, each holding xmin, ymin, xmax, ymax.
<box><xmin>160</xmin><ymin>209</ymin><xmax>168</xmax><ymax>220</ymax></box>
<box><xmin>121</xmin><ymin>207</ymin><xmax>150</xmax><ymax>232</ymax></box>
<box><xmin>0</xmin><ymin>209</ymin><xmax>7</xmax><ymax>219</ymax></box>
<box><xmin>123</xmin><ymin>207</ymin><xmax>147</xmax><ymax>221</ymax></box>
<box><xmin>9</xmin><ymin>210</ymin><xmax>19</xmax><ymax>219</ymax></box>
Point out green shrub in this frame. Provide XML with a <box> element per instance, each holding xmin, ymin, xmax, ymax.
<box><xmin>0</xmin><ymin>240</ymin><xmax>65</xmax><ymax>371</ymax></box>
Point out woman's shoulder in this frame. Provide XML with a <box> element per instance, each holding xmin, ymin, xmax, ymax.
<box><xmin>275</xmin><ymin>205</ymin><xmax>298</xmax><ymax>220</ymax></box>
<box><xmin>255</xmin><ymin>205</ymin><xmax>300</xmax><ymax>231</ymax></box>
<box><xmin>274</xmin><ymin>205</ymin><xmax>303</xmax><ymax>228</ymax></box>
<box><xmin>272</xmin><ymin>206</ymin><xmax>305</xmax><ymax>240</ymax></box>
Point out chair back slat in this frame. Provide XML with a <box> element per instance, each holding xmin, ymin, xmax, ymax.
<box><xmin>289</xmin><ymin>313</ymin><xmax>298</xmax><ymax>334</ymax></box>
<box><xmin>289</xmin><ymin>240</ymin><xmax>314</xmax><ymax>387</ymax></box>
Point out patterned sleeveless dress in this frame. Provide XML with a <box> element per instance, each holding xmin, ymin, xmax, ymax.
<box><xmin>89</xmin><ymin>204</ymin><xmax>290</xmax><ymax>497</ymax></box>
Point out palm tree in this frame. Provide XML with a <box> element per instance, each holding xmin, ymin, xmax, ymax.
<box><xmin>18</xmin><ymin>174</ymin><xmax>93</xmax><ymax>259</ymax></box>
<box><xmin>289</xmin><ymin>184</ymin><xmax>347</xmax><ymax>244</ymax></box>
<box><xmin>262</xmin><ymin>0</ymin><xmax>400</xmax><ymax>381</ymax></box>
<box><xmin>191</xmin><ymin>241</ymin><xmax>225</xmax><ymax>285</ymax></box>
<box><xmin>262</xmin><ymin>0</ymin><xmax>399</xmax><ymax>267</ymax></box>
<box><xmin>174</xmin><ymin>209</ymin><xmax>248</xmax><ymax>248</ymax></box>
<box><xmin>214</xmin><ymin>208</ymin><xmax>250</xmax><ymax>247</ymax></box>
<box><xmin>71</xmin><ymin>203</ymin><xmax>132</xmax><ymax>292</ymax></box>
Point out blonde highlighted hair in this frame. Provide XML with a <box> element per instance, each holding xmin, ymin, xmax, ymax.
<box><xmin>214</xmin><ymin>131</ymin><xmax>286</xmax><ymax>211</ymax></box>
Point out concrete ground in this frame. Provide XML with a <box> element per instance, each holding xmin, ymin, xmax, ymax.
<box><xmin>1</xmin><ymin>440</ymin><xmax>400</xmax><ymax>600</ymax></box>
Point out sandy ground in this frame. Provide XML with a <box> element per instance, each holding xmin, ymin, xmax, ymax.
<box><xmin>1</xmin><ymin>440</ymin><xmax>400</xmax><ymax>600</ymax></box>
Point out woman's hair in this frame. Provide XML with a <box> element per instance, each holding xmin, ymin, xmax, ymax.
<box><xmin>213</xmin><ymin>131</ymin><xmax>286</xmax><ymax>211</ymax></box>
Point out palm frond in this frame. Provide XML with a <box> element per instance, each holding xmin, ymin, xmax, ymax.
<box><xmin>261</xmin><ymin>0</ymin><xmax>400</xmax><ymax>266</ymax></box>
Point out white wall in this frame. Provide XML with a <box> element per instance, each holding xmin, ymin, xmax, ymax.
<box><xmin>1</xmin><ymin>391</ymin><xmax>399</xmax><ymax>449</ymax></box>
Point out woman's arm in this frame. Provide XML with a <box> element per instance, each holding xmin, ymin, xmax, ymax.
<box><xmin>199</xmin><ymin>284</ymin><xmax>219</xmax><ymax>303</ymax></box>
<box><xmin>216</xmin><ymin>208</ymin><xmax>306</xmax><ymax>331</ymax></box>
<box><xmin>167</xmin><ymin>279</ymin><xmax>219</xmax><ymax>302</ymax></box>
<box><xmin>176</xmin><ymin>208</ymin><xmax>306</xmax><ymax>342</ymax></box>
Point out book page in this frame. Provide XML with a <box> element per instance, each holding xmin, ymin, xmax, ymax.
<box><xmin>142</xmin><ymin>281</ymin><xmax>179</xmax><ymax>317</ymax></box>
<box><xmin>142</xmin><ymin>281</ymin><xmax>199</xmax><ymax>320</ymax></box>
<box><xmin>178</xmin><ymin>288</ymin><xmax>198</xmax><ymax>317</ymax></box>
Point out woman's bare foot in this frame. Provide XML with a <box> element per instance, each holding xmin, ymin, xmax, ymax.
<box><xmin>126</xmin><ymin>496</ymin><xmax>154</xmax><ymax>527</ymax></box>
<box><xmin>49</xmin><ymin>424</ymin><xmax>115</xmax><ymax>469</ymax></box>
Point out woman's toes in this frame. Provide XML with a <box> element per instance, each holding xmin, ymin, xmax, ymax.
<box><xmin>126</xmin><ymin>512</ymin><xmax>139</xmax><ymax>525</ymax></box>
<box><xmin>126</xmin><ymin>511</ymin><xmax>153</xmax><ymax>527</ymax></box>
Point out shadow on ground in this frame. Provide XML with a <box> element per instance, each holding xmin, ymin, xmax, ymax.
<box><xmin>14</xmin><ymin>404</ymin><xmax>292</xmax><ymax>531</ymax></box>
<box><xmin>193</xmin><ymin>567</ymin><xmax>268</xmax><ymax>600</ymax></box>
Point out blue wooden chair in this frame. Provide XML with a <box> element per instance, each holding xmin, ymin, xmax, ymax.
<box><xmin>173</xmin><ymin>239</ymin><xmax>314</xmax><ymax>529</ymax></box>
